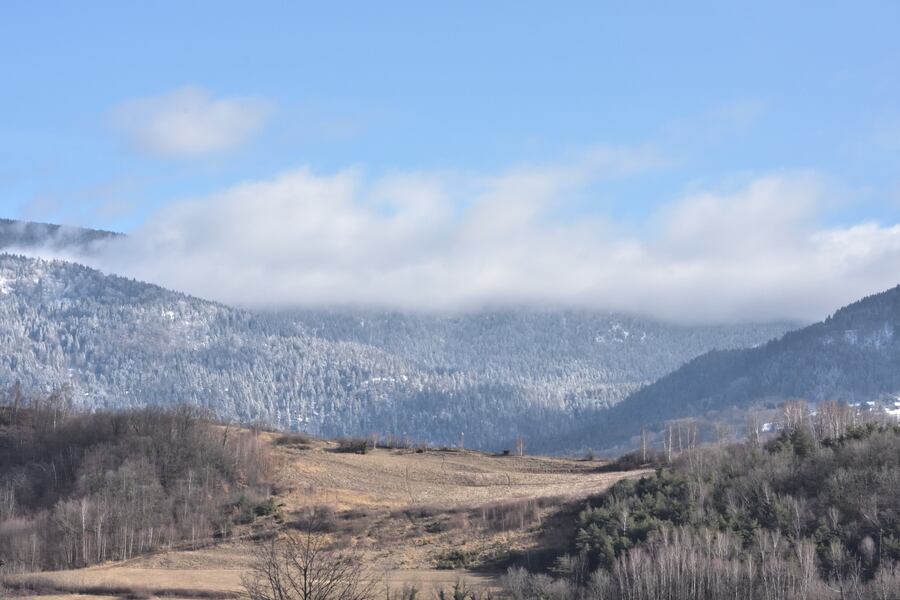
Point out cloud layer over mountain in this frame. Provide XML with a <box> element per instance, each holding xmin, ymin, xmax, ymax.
<box><xmin>73</xmin><ymin>156</ymin><xmax>900</xmax><ymax>324</ymax></box>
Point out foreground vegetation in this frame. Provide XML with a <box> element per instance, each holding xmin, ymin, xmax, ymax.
<box><xmin>505</xmin><ymin>404</ymin><xmax>900</xmax><ymax>599</ymax></box>
<box><xmin>0</xmin><ymin>390</ymin><xmax>274</xmax><ymax>571</ymax></box>
<box><xmin>1</xmin><ymin>391</ymin><xmax>897</xmax><ymax>600</ymax></box>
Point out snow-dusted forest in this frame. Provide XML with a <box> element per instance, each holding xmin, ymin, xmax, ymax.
<box><xmin>0</xmin><ymin>253</ymin><xmax>790</xmax><ymax>451</ymax></box>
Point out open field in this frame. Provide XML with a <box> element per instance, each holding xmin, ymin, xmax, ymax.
<box><xmin>6</xmin><ymin>435</ymin><xmax>648</xmax><ymax>599</ymax></box>
<box><xmin>271</xmin><ymin>437</ymin><xmax>644</xmax><ymax>510</ymax></box>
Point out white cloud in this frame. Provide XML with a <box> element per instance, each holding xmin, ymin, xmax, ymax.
<box><xmin>87</xmin><ymin>156</ymin><xmax>900</xmax><ymax>324</ymax></box>
<box><xmin>112</xmin><ymin>86</ymin><xmax>273</xmax><ymax>158</ymax></box>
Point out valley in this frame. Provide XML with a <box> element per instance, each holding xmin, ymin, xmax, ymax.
<box><xmin>5</xmin><ymin>10</ymin><xmax>900</xmax><ymax>598</ymax></box>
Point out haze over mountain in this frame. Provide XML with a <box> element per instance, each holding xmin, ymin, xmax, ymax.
<box><xmin>7</xmin><ymin>217</ymin><xmax>900</xmax><ymax>451</ymax></box>
<box><xmin>69</xmin><ymin>170</ymin><xmax>900</xmax><ymax>324</ymax></box>
<box><xmin>0</xmin><ymin>247</ymin><xmax>792</xmax><ymax>452</ymax></box>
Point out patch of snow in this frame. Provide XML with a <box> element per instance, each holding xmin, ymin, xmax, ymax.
<box><xmin>596</xmin><ymin>323</ymin><xmax>634</xmax><ymax>344</ymax></box>
<box><xmin>866</xmin><ymin>323</ymin><xmax>895</xmax><ymax>349</ymax></box>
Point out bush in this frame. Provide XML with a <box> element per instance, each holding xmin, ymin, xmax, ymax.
<box><xmin>273</xmin><ymin>432</ymin><xmax>316</xmax><ymax>447</ymax></box>
<box><xmin>334</xmin><ymin>438</ymin><xmax>370</xmax><ymax>454</ymax></box>
<box><xmin>436</xmin><ymin>549</ymin><xmax>476</xmax><ymax>569</ymax></box>
<box><xmin>253</xmin><ymin>497</ymin><xmax>281</xmax><ymax>519</ymax></box>
<box><xmin>288</xmin><ymin>505</ymin><xmax>338</xmax><ymax>534</ymax></box>
<box><xmin>601</xmin><ymin>449</ymin><xmax>665</xmax><ymax>471</ymax></box>
<box><xmin>425</xmin><ymin>520</ymin><xmax>450</xmax><ymax>534</ymax></box>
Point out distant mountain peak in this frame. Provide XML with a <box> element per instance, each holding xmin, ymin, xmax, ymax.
<box><xmin>0</xmin><ymin>218</ymin><xmax>121</xmax><ymax>254</ymax></box>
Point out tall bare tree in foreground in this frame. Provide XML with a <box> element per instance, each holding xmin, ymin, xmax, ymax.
<box><xmin>243</xmin><ymin>512</ymin><xmax>375</xmax><ymax>600</ymax></box>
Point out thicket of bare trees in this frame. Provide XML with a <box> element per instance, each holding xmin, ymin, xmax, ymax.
<box><xmin>0</xmin><ymin>390</ymin><xmax>273</xmax><ymax>572</ymax></box>
<box><xmin>506</xmin><ymin>528</ymin><xmax>900</xmax><ymax>599</ymax></box>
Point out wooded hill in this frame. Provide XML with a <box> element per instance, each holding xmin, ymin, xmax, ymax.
<box><xmin>504</xmin><ymin>405</ymin><xmax>900</xmax><ymax>600</ymax></box>
<box><xmin>0</xmin><ymin>395</ymin><xmax>274</xmax><ymax>571</ymax></box>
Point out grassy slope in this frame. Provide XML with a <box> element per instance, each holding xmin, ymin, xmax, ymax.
<box><xmin>8</xmin><ymin>434</ymin><xmax>646</xmax><ymax>598</ymax></box>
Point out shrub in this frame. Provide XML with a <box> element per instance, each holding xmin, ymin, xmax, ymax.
<box><xmin>436</xmin><ymin>549</ymin><xmax>476</xmax><ymax>569</ymax></box>
<box><xmin>273</xmin><ymin>432</ymin><xmax>316</xmax><ymax>447</ymax></box>
<box><xmin>288</xmin><ymin>505</ymin><xmax>338</xmax><ymax>534</ymax></box>
<box><xmin>335</xmin><ymin>438</ymin><xmax>370</xmax><ymax>454</ymax></box>
<box><xmin>425</xmin><ymin>520</ymin><xmax>450</xmax><ymax>534</ymax></box>
<box><xmin>253</xmin><ymin>497</ymin><xmax>282</xmax><ymax>519</ymax></box>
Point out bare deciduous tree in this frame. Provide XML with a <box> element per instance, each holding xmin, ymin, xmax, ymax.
<box><xmin>514</xmin><ymin>437</ymin><xmax>525</xmax><ymax>457</ymax></box>
<box><xmin>243</xmin><ymin>514</ymin><xmax>375</xmax><ymax>600</ymax></box>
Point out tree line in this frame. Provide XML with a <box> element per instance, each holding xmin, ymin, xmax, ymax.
<box><xmin>0</xmin><ymin>388</ymin><xmax>274</xmax><ymax>572</ymax></box>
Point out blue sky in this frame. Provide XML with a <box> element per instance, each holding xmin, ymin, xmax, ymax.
<box><xmin>3</xmin><ymin>1</ymin><xmax>899</xmax><ymax>229</ymax></box>
<box><xmin>2</xmin><ymin>2</ymin><xmax>900</xmax><ymax>320</ymax></box>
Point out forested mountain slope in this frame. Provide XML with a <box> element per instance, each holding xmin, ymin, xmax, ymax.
<box><xmin>0</xmin><ymin>251</ymin><xmax>791</xmax><ymax>451</ymax></box>
<box><xmin>0</xmin><ymin>253</ymin><xmax>413</xmax><ymax>436</ymax></box>
<box><xmin>290</xmin><ymin>309</ymin><xmax>790</xmax><ymax>403</ymax></box>
<box><xmin>596</xmin><ymin>285</ymin><xmax>900</xmax><ymax>447</ymax></box>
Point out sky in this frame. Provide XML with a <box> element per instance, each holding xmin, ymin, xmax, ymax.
<box><xmin>2</xmin><ymin>2</ymin><xmax>900</xmax><ymax>322</ymax></box>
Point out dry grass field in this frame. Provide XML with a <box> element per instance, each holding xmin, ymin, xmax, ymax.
<box><xmin>7</xmin><ymin>435</ymin><xmax>647</xmax><ymax>599</ymax></box>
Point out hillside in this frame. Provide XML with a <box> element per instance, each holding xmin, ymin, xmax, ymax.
<box><xmin>595</xmin><ymin>284</ymin><xmax>900</xmax><ymax>447</ymax></box>
<box><xmin>0</xmin><ymin>403</ymin><xmax>647</xmax><ymax>595</ymax></box>
<box><xmin>4</xmin><ymin>403</ymin><xmax>897</xmax><ymax>600</ymax></box>
<box><xmin>505</xmin><ymin>420</ymin><xmax>900</xmax><ymax>599</ymax></box>
<box><xmin>0</xmin><ymin>251</ymin><xmax>791</xmax><ymax>451</ymax></box>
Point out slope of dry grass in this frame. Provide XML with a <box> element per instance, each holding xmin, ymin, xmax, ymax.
<box><xmin>7</xmin><ymin>435</ymin><xmax>647</xmax><ymax>599</ymax></box>
<box><xmin>273</xmin><ymin>438</ymin><xmax>642</xmax><ymax>510</ymax></box>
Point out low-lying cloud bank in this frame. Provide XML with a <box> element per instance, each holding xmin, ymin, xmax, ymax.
<box><xmin>76</xmin><ymin>159</ymin><xmax>900</xmax><ymax>324</ymax></box>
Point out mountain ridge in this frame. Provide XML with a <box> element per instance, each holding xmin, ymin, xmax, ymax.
<box><xmin>594</xmin><ymin>282</ymin><xmax>900</xmax><ymax>448</ymax></box>
<box><xmin>0</xmin><ymin>250</ymin><xmax>793</xmax><ymax>451</ymax></box>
